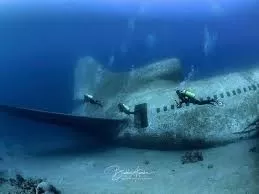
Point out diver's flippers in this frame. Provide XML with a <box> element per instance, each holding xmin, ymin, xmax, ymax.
<box><xmin>0</xmin><ymin>104</ymin><xmax>125</xmax><ymax>142</ymax></box>
<box><xmin>217</xmin><ymin>101</ymin><xmax>224</xmax><ymax>106</ymax></box>
<box><xmin>213</xmin><ymin>100</ymin><xmax>224</xmax><ymax>106</ymax></box>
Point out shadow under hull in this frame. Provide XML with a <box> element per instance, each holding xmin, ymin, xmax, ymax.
<box><xmin>0</xmin><ymin>104</ymin><xmax>125</xmax><ymax>143</ymax></box>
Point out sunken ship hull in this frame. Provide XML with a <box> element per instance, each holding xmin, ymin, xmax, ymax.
<box><xmin>0</xmin><ymin>57</ymin><xmax>258</xmax><ymax>150</ymax></box>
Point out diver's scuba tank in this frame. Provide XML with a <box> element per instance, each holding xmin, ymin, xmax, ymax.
<box><xmin>84</xmin><ymin>94</ymin><xmax>94</xmax><ymax>103</ymax></box>
<box><xmin>183</xmin><ymin>90</ymin><xmax>196</xmax><ymax>98</ymax></box>
<box><xmin>118</xmin><ymin>103</ymin><xmax>134</xmax><ymax>115</ymax></box>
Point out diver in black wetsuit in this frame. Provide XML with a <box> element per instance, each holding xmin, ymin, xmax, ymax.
<box><xmin>83</xmin><ymin>94</ymin><xmax>103</xmax><ymax>107</ymax></box>
<box><xmin>175</xmin><ymin>89</ymin><xmax>221</xmax><ymax>108</ymax></box>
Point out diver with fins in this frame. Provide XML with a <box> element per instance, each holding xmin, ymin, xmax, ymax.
<box><xmin>83</xmin><ymin>94</ymin><xmax>103</xmax><ymax>107</ymax></box>
<box><xmin>175</xmin><ymin>89</ymin><xmax>223</xmax><ymax>108</ymax></box>
<box><xmin>118</xmin><ymin>103</ymin><xmax>135</xmax><ymax>115</ymax></box>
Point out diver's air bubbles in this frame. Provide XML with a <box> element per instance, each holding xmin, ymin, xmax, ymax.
<box><xmin>95</xmin><ymin>66</ymin><xmax>103</xmax><ymax>86</ymax></box>
<box><xmin>129</xmin><ymin>63</ymin><xmax>135</xmax><ymax>75</ymax></box>
<box><xmin>145</xmin><ymin>34</ymin><xmax>156</xmax><ymax>49</ymax></box>
<box><xmin>108</xmin><ymin>55</ymin><xmax>115</xmax><ymax>67</ymax></box>
<box><xmin>179</xmin><ymin>65</ymin><xmax>197</xmax><ymax>89</ymax></box>
<box><xmin>128</xmin><ymin>18</ymin><xmax>136</xmax><ymax>32</ymax></box>
<box><xmin>130</xmin><ymin>63</ymin><xmax>135</xmax><ymax>71</ymax></box>
<box><xmin>138</xmin><ymin>0</ymin><xmax>150</xmax><ymax>16</ymax></box>
<box><xmin>203</xmin><ymin>26</ymin><xmax>217</xmax><ymax>57</ymax></box>
<box><xmin>187</xmin><ymin>65</ymin><xmax>196</xmax><ymax>80</ymax></box>
<box><xmin>209</xmin><ymin>0</ymin><xmax>224</xmax><ymax>16</ymax></box>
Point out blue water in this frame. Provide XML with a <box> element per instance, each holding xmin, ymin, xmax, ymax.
<box><xmin>0</xmin><ymin>2</ymin><xmax>259</xmax><ymax>160</ymax></box>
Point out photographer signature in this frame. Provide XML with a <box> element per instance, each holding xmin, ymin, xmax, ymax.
<box><xmin>104</xmin><ymin>165</ymin><xmax>155</xmax><ymax>182</ymax></box>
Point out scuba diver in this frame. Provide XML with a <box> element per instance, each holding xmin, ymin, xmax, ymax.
<box><xmin>83</xmin><ymin>94</ymin><xmax>103</xmax><ymax>107</ymax></box>
<box><xmin>118</xmin><ymin>103</ymin><xmax>135</xmax><ymax>115</ymax></box>
<box><xmin>175</xmin><ymin>89</ymin><xmax>222</xmax><ymax>108</ymax></box>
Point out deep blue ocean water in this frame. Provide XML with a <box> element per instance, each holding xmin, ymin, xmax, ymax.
<box><xmin>0</xmin><ymin>2</ymin><xmax>258</xmax><ymax>153</ymax></box>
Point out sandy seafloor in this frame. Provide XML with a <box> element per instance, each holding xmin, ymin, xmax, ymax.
<box><xmin>0</xmin><ymin>138</ymin><xmax>259</xmax><ymax>194</ymax></box>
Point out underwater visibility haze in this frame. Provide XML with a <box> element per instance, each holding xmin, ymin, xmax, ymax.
<box><xmin>0</xmin><ymin>1</ymin><xmax>259</xmax><ymax>193</ymax></box>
